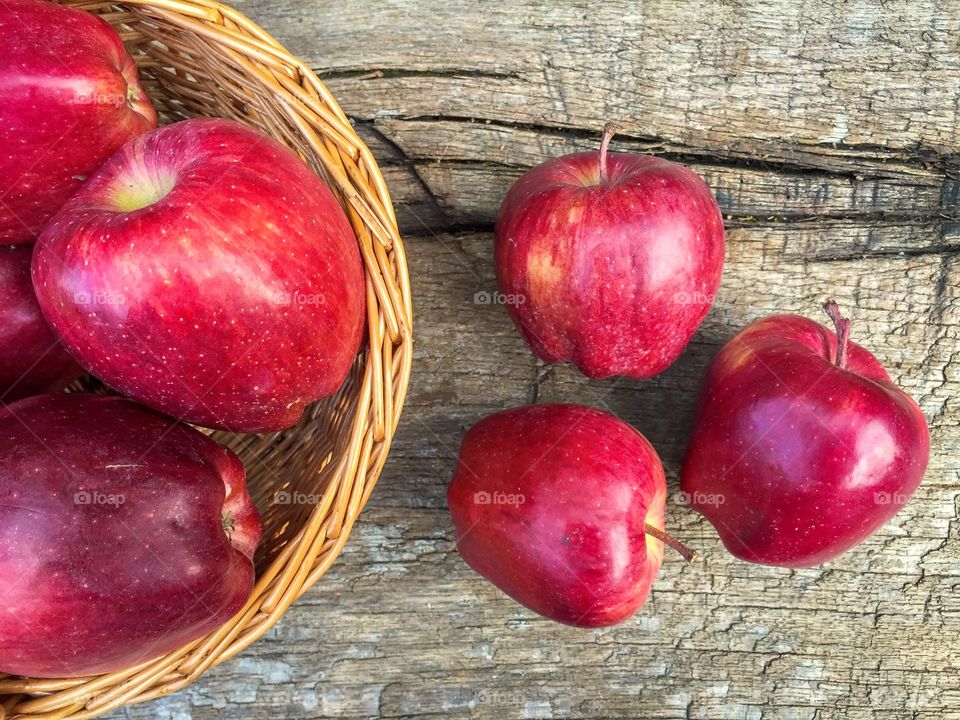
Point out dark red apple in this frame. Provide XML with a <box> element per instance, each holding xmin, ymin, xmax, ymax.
<box><xmin>448</xmin><ymin>404</ymin><xmax>695</xmax><ymax>627</ymax></box>
<box><xmin>494</xmin><ymin>125</ymin><xmax>725</xmax><ymax>379</ymax></box>
<box><xmin>32</xmin><ymin>117</ymin><xmax>366</xmax><ymax>432</ymax></box>
<box><xmin>0</xmin><ymin>244</ymin><xmax>82</xmax><ymax>401</ymax></box>
<box><xmin>0</xmin><ymin>0</ymin><xmax>156</xmax><ymax>243</ymax></box>
<box><xmin>681</xmin><ymin>301</ymin><xmax>930</xmax><ymax>567</ymax></box>
<box><xmin>0</xmin><ymin>393</ymin><xmax>262</xmax><ymax>678</ymax></box>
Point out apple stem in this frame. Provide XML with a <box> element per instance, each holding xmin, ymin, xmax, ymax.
<box><xmin>823</xmin><ymin>299</ymin><xmax>851</xmax><ymax>370</ymax></box>
<box><xmin>598</xmin><ymin>123</ymin><xmax>618</xmax><ymax>184</ymax></box>
<box><xmin>644</xmin><ymin>523</ymin><xmax>698</xmax><ymax>563</ymax></box>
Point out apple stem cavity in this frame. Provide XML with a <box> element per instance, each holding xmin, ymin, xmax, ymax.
<box><xmin>823</xmin><ymin>299</ymin><xmax>851</xmax><ymax>370</ymax></box>
<box><xmin>598</xmin><ymin>123</ymin><xmax>618</xmax><ymax>184</ymax></box>
<box><xmin>644</xmin><ymin>523</ymin><xmax>698</xmax><ymax>563</ymax></box>
<box><xmin>221</xmin><ymin>511</ymin><xmax>236</xmax><ymax>541</ymax></box>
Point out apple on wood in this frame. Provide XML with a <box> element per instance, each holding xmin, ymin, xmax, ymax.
<box><xmin>0</xmin><ymin>244</ymin><xmax>82</xmax><ymax>401</ymax></box>
<box><xmin>680</xmin><ymin>301</ymin><xmax>930</xmax><ymax>567</ymax></box>
<box><xmin>494</xmin><ymin>125</ymin><xmax>725</xmax><ymax>379</ymax></box>
<box><xmin>32</xmin><ymin>117</ymin><xmax>366</xmax><ymax>433</ymax></box>
<box><xmin>0</xmin><ymin>393</ymin><xmax>262</xmax><ymax>678</ymax></box>
<box><xmin>0</xmin><ymin>0</ymin><xmax>157</xmax><ymax>243</ymax></box>
<box><xmin>448</xmin><ymin>404</ymin><xmax>696</xmax><ymax>627</ymax></box>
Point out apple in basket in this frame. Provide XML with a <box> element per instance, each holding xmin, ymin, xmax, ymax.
<box><xmin>0</xmin><ymin>393</ymin><xmax>262</xmax><ymax>678</ymax></box>
<box><xmin>494</xmin><ymin>125</ymin><xmax>725</xmax><ymax>379</ymax></box>
<box><xmin>0</xmin><ymin>245</ymin><xmax>83</xmax><ymax>401</ymax></box>
<box><xmin>0</xmin><ymin>0</ymin><xmax>157</xmax><ymax>243</ymax></box>
<box><xmin>448</xmin><ymin>404</ymin><xmax>696</xmax><ymax>627</ymax></box>
<box><xmin>32</xmin><ymin>117</ymin><xmax>366</xmax><ymax>433</ymax></box>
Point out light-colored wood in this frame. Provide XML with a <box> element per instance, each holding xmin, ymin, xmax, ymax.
<box><xmin>161</xmin><ymin>1</ymin><xmax>954</xmax><ymax>718</ymax></box>
<box><xmin>1</xmin><ymin>1</ymin><xmax>412</xmax><ymax>718</ymax></box>
<box><xmin>11</xmin><ymin>0</ymin><xmax>960</xmax><ymax>717</ymax></box>
<box><xmin>99</xmin><ymin>231</ymin><xmax>960</xmax><ymax>719</ymax></box>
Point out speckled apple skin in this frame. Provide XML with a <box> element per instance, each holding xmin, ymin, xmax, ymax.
<box><xmin>494</xmin><ymin>152</ymin><xmax>725</xmax><ymax>379</ymax></box>
<box><xmin>0</xmin><ymin>393</ymin><xmax>262</xmax><ymax>678</ymax></box>
<box><xmin>447</xmin><ymin>404</ymin><xmax>667</xmax><ymax>627</ymax></box>
<box><xmin>680</xmin><ymin>314</ymin><xmax>930</xmax><ymax>568</ymax></box>
<box><xmin>33</xmin><ymin>118</ymin><xmax>366</xmax><ymax>432</ymax></box>
<box><xmin>0</xmin><ymin>0</ymin><xmax>156</xmax><ymax>243</ymax></box>
<box><xmin>0</xmin><ymin>245</ymin><xmax>82</xmax><ymax>400</ymax></box>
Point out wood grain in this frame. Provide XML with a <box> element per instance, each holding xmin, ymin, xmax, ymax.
<box><xmin>108</xmin><ymin>1</ymin><xmax>959</xmax><ymax>718</ymax></box>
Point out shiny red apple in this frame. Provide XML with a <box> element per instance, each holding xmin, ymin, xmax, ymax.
<box><xmin>448</xmin><ymin>404</ymin><xmax>695</xmax><ymax>627</ymax></box>
<box><xmin>0</xmin><ymin>393</ymin><xmax>262</xmax><ymax>677</ymax></box>
<box><xmin>494</xmin><ymin>125</ymin><xmax>725</xmax><ymax>379</ymax></box>
<box><xmin>0</xmin><ymin>0</ymin><xmax>156</xmax><ymax>243</ymax></box>
<box><xmin>0</xmin><ymin>244</ymin><xmax>82</xmax><ymax>401</ymax></box>
<box><xmin>33</xmin><ymin>117</ymin><xmax>366</xmax><ymax>432</ymax></box>
<box><xmin>681</xmin><ymin>301</ymin><xmax>930</xmax><ymax>567</ymax></box>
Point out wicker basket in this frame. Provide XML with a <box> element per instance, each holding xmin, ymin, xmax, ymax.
<box><xmin>0</xmin><ymin>1</ymin><xmax>412</xmax><ymax>717</ymax></box>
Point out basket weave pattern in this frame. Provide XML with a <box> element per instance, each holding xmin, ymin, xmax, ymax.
<box><xmin>0</xmin><ymin>1</ymin><xmax>412</xmax><ymax>717</ymax></box>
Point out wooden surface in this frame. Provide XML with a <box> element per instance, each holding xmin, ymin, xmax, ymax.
<box><xmin>113</xmin><ymin>2</ymin><xmax>959</xmax><ymax>718</ymax></box>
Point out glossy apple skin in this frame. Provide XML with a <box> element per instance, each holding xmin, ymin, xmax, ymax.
<box><xmin>0</xmin><ymin>245</ymin><xmax>82</xmax><ymax>400</ymax></box>
<box><xmin>33</xmin><ymin>118</ymin><xmax>366</xmax><ymax>432</ymax></box>
<box><xmin>448</xmin><ymin>404</ymin><xmax>667</xmax><ymax>627</ymax></box>
<box><xmin>495</xmin><ymin>151</ymin><xmax>724</xmax><ymax>379</ymax></box>
<box><xmin>0</xmin><ymin>0</ymin><xmax>156</xmax><ymax>243</ymax></box>
<box><xmin>0</xmin><ymin>393</ymin><xmax>262</xmax><ymax>678</ymax></box>
<box><xmin>680</xmin><ymin>314</ymin><xmax>930</xmax><ymax>568</ymax></box>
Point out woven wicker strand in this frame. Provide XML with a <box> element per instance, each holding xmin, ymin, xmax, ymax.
<box><xmin>0</xmin><ymin>2</ymin><xmax>413</xmax><ymax>718</ymax></box>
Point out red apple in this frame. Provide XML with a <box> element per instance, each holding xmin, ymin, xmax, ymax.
<box><xmin>1</xmin><ymin>244</ymin><xmax>82</xmax><ymax>400</ymax></box>
<box><xmin>32</xmin><ymin>118</ymin><xmax>366</xmax><ymax>432</ymax></box>
<box><xmin>680</xmin><ymin>301</ymin><xmax>930</xmax><ymax>567</ymax></box>
<box><xmin>494</xmin><ymin>125</ymin><xmax>725</xmax><ymax>379</ymax></box>
<box><xmin>447</xmin><ymin>404</ymin><xmax>695</xmax><ymax>627</ymax></box>
<box><xmin>0</xmin><ymin>0</ymin><xmax>156</xmax><ymax>243</ymax></box>
<box><xmin>0</xmin><ymin>393</ymin><xmax>262</xmax><ymax>678</ymax></box>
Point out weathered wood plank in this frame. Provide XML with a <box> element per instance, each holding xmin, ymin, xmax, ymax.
<box><xmin>240</xmin><ymin>0</ymin><xmax>960</xmax><ymax>158</ymax></box>
<box><xmin>350</xmin><ymin>119</ymin><xmax>959</xmax><ymax>234</ymax></box>
<box><xmin>244</xmin><ymin>0</ymin><xmax>960</xmax><ymax>235</ymax></box>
